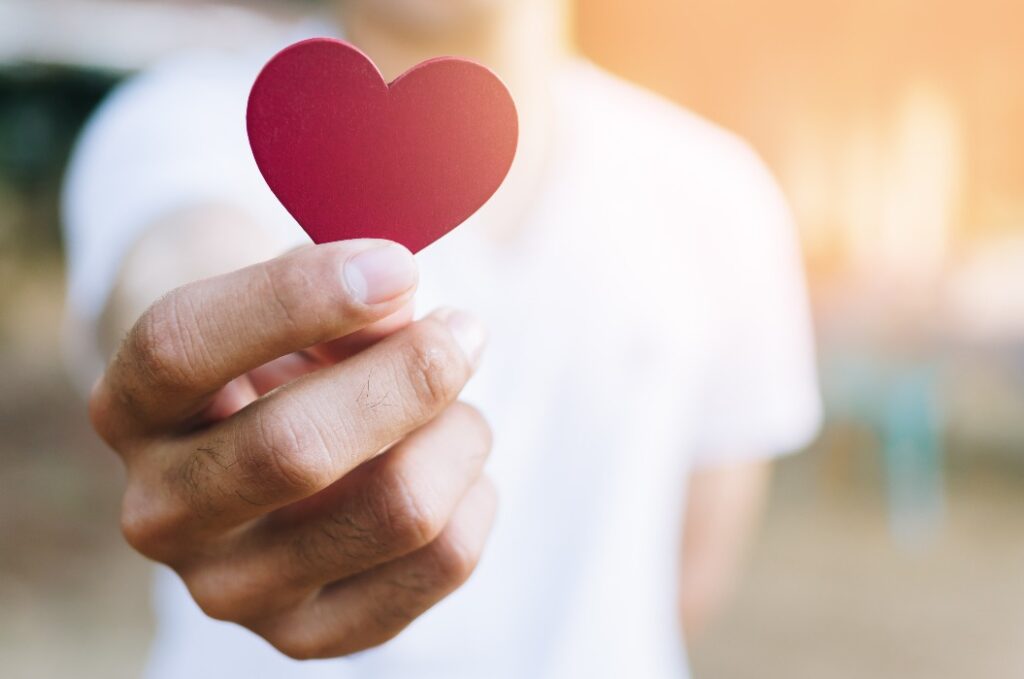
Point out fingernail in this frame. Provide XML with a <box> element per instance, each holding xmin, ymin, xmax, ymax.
<box><xmin>438</xmin><ymin>308</ymin><xmax>487</xmax><ymax>366</ymax></box>
<box><xmin>343</xmin><ymin>244</ymin><xmax>417</xmax><ymax>304</ymax></box>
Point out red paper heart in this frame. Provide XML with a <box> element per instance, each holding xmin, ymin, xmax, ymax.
<box><xmin>247</xmin><ymin>38</ymin><xmax>518</xmax><ymax>252</ymax></box>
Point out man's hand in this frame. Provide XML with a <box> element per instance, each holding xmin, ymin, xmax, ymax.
<box><xmin>89</xmin><ymin>240</ymin><xmax>496</xmax><ymax>659</ymax></box>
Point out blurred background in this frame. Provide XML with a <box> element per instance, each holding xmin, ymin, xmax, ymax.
<box><xmin>1</xmin><ymin>0</ymin><xmax>1022</xmax><ymax>677</ymax></box>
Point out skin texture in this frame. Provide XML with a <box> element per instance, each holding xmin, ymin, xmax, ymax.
<box><xmin>342</xmin><ymin>0</ymin><xmax>503</xmax><ymax>39</ymax></box>
<box><xmin>680</xmin><ymin>460</ymin><xmax>772</xmax><ymax>639</ymax></box>
<box><xmin>90</xmin><ymin>0</ymin><xmax>777</xmax><ymax>659</ymax></box>
<box><xmin>94</xmin><ymin>237</ymin><xmax>497</xmax><ymax>658</ymax></box>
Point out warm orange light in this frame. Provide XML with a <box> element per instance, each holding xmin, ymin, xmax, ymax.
<box><xmin>577</xmin><ymin>0</ymin><xmax>1024</xmax><ymax>292</ymax></box>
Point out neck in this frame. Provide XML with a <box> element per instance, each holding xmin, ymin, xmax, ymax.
<box><xmin>334</xmin><ymin>1</ymin><xmax>574</xmax><ymax>243</ymax></box>
<box><xmin>335</xmin><ymin>2</ymin><xmax>571</xmax><ymax>90</ymax></box>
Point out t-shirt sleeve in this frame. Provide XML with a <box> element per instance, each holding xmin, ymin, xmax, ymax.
<box><xmin>689</xmin><ymin>137</ymin><xmax>822</xmax><ymax>467</ymax></box>
<box><xmin>61</xmin><ymin>51</ymin><xmax>305</xmax><ymax>390</ymax></box>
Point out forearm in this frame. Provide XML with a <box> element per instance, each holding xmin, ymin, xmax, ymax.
<box><xmin>679</xmin><ymin>458</ymin><xmax>772</xmax><ymax>639</ymax></box>
<box><xmin>99</xmin><ymin>204</ymin><xmax>285</xmax><ymax>357</ymax></box>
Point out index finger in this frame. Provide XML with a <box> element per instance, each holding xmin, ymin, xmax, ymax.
<box><xmin>124</xmin><ymin>308</ymin><xmax>485</xmax><ymax>542</ymax></box>
<box><xmin>95</xmin><ymin>239</ymin><xmax>417</xmax><ymax>438</ymax></box>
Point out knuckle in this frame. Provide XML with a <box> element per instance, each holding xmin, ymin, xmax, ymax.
<box><xmin>189</xmin><ymin>562</ymin><xmax>294</xmax><ymax>626</ymax></box>
<box><xmin>242</xmin><ymin>406</ymin><xmax>330</xmax><ymax>500</ymax></box>
<box><xmin>119</xmin><ymin>487</ymin><xmax>184</xmax><ymax>561</ymax></box>
<box><xmin>129</xmin><ymin>295</ymin><xmax>197</xmax><ymax>389</ymax></box>
<box><xmin>448</xmin><ymin>402</ymin><xmax>493</xmax><ymax>455</ymax></box>
<box><xmin>352</xmin><ymin>624</ymin><xmax>406</xmax><ymax>655</ymax></box>
<box><xmin>274</xmin><ymin>640</ymin><xmax>315</xmax><ymax>661</ymax></box>
<box><xmin>119</xmin><ymin>507</ymin><xmax>155</xmax><ymax>556</ymax></box>
<box><xmin>266</xmin><ymin>627</ymin><xmax>328</xmax><ymax>661</ymax></box>
<box><xmin>397</xmin><ymin>322</ymin><xmax>466</xmax><ymax>414</ymax></box>
<box><xmin>425</xmin><ymin>530</ymin><xmax>481</xmax><ymax>587</ymax></box>
<box><xmin>262</xmin><ymin>612</ymin><xmax>393</xmax><ymax>660</ymax></box>
<box><xmin>87</xmin><ymin>378</ymin><xmax>117</xmax><ymax>444</ymax></box>
<box><xmin>371</xmin><ymin>466</ymin><xmax>445</xmax><ymax>553</ymax></box>
<box><xmin>187</xmin><ymin>571</ymin><xmax>242</xmax><ymax>623</ymax></box>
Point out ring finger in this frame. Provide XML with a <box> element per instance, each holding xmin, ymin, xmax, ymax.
<box><xmin>256</xmin><ymin>476</ymin><xmax>498</xmax><ymax>660</ymax></box>
<box><xmin>184</xmin><ymin>402</ymin><xmax>492</xmax><ymax>620</ymax></box>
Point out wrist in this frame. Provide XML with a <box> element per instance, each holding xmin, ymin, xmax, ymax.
<box><xmin>100</xmin><ymin>204</ymin><xmax>284</xmax><ymax>357</ymax></box>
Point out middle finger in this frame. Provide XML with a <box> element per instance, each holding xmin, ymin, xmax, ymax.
<box><xmin>147</xmin><ymin>308</ymin><xmax>486</xmax><ymax>537</ymax></box>
<box><xmin>186</xmin><ymin>401</ymin><xmax>492</xmax><ymax>620</ymax></box>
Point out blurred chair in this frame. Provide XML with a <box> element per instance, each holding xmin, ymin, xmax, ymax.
<box><xmin>824</xmin><ymin>347</ymin><xmax>946</xmax><ymax>546</ymax></box>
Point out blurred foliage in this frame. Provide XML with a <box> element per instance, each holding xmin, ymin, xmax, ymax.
<box><xmin>0</xmin><ymin>66</ymin><xmax>117</xmax><ymax>255</ymax></box>
<box><xmin>0</xmin><ymin>66</ymin><xmax>116</xmax><ymax>323</ymax></box>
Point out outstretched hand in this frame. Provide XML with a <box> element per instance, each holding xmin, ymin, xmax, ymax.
<box><xmin>90</xmin><ymin>240</ymin><xmax>495</xmax><ymax>659</ymax></box>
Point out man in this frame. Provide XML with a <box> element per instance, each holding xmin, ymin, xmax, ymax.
<box><xmin>63</xmin><ymin>0</ymin><xmax>821</xmax><ymax>676</ymax></box>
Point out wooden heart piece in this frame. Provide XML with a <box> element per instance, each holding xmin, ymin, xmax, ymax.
<box><xmin>247</xmin><ymin>38</ymin><xmax>519</xmax><ymax>252</ymax></box>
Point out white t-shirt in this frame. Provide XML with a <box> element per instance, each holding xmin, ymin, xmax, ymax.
<box><xmin>63</xmin><ymin>31</ymin><xmax>821</xmax><ymax>679</ymax></box>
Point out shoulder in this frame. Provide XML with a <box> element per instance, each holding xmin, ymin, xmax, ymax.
<box><xmin>552</xmin><ymin>59</ymin><xmax>794</xmax><ymax>274</ymax></box>
<box><xmin>80</xmin><ymin>50</ymin><xmax>259</xmax><ymax>143</ymax></box>
<box><xmin>546</xmin><ymin>61</ymin><xmax>806</xmax><ymax>334</ymax></box>
<box><xmin>64</xmin><ymin>51</ymin><xmax>263</xmax><ymax>211</ymax></box>
<box><xmin>555</xmin><ymin>59</ymin><xmax>778</xmax><ymax>200</ymax></box>
<box><xmin>63</xmin><ymin>48</ymin><xmax>265</xmax><ymax>241</ymax></box>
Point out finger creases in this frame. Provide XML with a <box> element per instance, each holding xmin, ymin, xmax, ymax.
<box><xmin>226</xmin><ymin>402</ymin><xmax>492</xmax><ymax>604</ymax></box>
<box><xmin>154</xmin><ymin>313</ymin><xmax>481</xmax><ymax>534</ymax></box>
<box><xmin>254</xmin><ymin>477</ymin><xmax>498</xmax><ymax>660</ymax></box>
<box><xmin>171</xmin><ymin>403</ymin><xmax>492</xmax><ymax>625</ymax></box>
<box><xmin>102</xmin><ymin>241</ymin><xmax>417</xmax><ymax>432</ymax></box>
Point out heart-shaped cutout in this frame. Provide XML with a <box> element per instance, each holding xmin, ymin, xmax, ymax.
<box><xmin>247</xmin><ymin>38</ymin><xmax>519</xmax><ymax>252</ymax></box>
